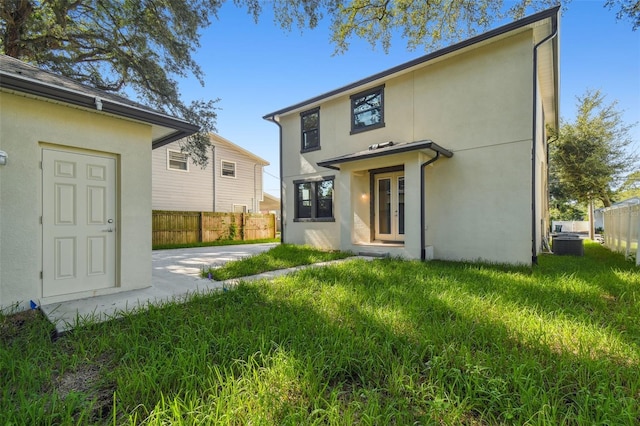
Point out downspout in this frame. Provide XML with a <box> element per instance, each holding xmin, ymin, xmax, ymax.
<box><xmin>265</xmin><ymin>115</ymin><xmax>284</xmax><ymax>244</ymax></box>
<box><xmin>254</xmin><ymin>163</ymin><xmax>259</xmax><ymax>213</ymax></box>
<box><xmin>212</xmin><ymin>144</ymin><xmax>216</xmax><ymax>211</ymax></box>
<box><xmin>420</xmin><ymin>151</ymin><xmax>441</xmax><ymax>261</ymax></box>
<box><xmin>531</xmin><ymin>16</ymin><xmax>558</xmax><ymax>265</ymax></box>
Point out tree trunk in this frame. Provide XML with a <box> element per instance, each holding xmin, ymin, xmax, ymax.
<box><xmin>1</xmin><ymin>0</ymin><xmax>34</xmax><ymax>59</ymax></box>
<box><xmin>588</xmin><ymin>199</ymin><xmax>595</xmax><ymax>240</ymax></box>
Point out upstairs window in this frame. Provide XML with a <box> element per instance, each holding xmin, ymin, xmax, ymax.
<box><xmin>167</xmin><ymin>149</ymin><xmax>188</xmax><ymax>171</ymax></box>
<box><xmin>221</xmin><ymin>160</ymin><xmax>236</xmax><ymax>178</ymax></box>
<box><xmin>301</xmin><ymin>108</ymin><xmax>320</xmax><ymax>152</ymax></box>
<box><xmin>351</xmin><ymin>86</ymin><xmax>385</xmax><ymax>134</ymax></box>
<box><xmin>294</xmin><ymin>177</ymin><xmax>334</xmax><ymax>222</ymax></box>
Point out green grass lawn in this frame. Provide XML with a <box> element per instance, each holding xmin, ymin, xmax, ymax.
<box><xmin>204</xmin><ymin>244</ymin><xmax>353</xmax><ymax>280</ymax></box>
<box><xmin>1</xmin><ymin>242</ymin><xmax>639</xmax><ymax>424</ymax></box>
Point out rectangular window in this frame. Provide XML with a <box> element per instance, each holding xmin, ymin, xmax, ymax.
<box><xmin>296</xmin><ymin>182</ymin><xmax>313</xmax><ymax>219</ymax></box>
<box><xmin>351</xmin><ymin>85</ymin><xmax>384</xmax><ymax>134</ymax></box>
<box><xmin>301</xmin><ymin>108</ymin><xmax>320</xmax><ymax>152</ymax></box>
<box><xmin>294</xmin><ymin>177</ymin><xmax>334</xmax><ymax>221</ymax></box>
<box><xmin>221</xmin><ymin>160</ymin><xmax>236</xmax><ymax>178</ymax></box>
<box><xmin>167</xmin><ymin>149</ymin><xmax>188</xmax><ymax>171</ymax></box>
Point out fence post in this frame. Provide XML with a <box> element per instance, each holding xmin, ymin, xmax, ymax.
<box><xmin>241</xmin><ymin>213</ymin><xmax>246</xmax><ymax>240</ymax></box>
<box><xmin>199</xmin><ymin>212</ymin><xmax>204</xmax><ymax>243</ymax></box>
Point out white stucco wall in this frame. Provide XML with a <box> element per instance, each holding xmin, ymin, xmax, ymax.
<box><xmin>0</xmin><ymin>91</ymin><xmax>153</xmax><ymax>309</ymax></box>
<box><xmin>279</xmin><ymin>30</ymin><xmax>549</xmax><ymax>264</ymax></box>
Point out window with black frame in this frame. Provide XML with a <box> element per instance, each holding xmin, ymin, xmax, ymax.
<box><xmin>301</xmin><ymin>108</ymin><xmax>320</xmax><ymax>152</ymax></box>
<box><xmin>351</xmin><ymin>86</ymin><xmax>384</xmax><ymax>133</ymax></box>
<box><xmin>294</xmin><ymin>177</ymin><xmax>334</xmax><ymax>221</ymax></box>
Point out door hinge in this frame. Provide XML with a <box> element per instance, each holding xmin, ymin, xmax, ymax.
<box><xmin>40</xmin><ymin>271</ymin><xmax>43</xmax><ymax>279</ymax></box>
<box><xmin>40</xmin><ymin>161</ymin><xmax>43</xmax><ymax>169</ymax></box>
<box><xmin>40</xmin><ymin>216</ymin><xmax>42</xmax><ymax>224</ymax></box>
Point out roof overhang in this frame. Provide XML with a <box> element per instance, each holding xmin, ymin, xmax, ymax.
<box><xmin>317</xmin><ymin>140</ymin><xmax>453</xmax><ymax>170</ymax></box>
<box><xmin>264</xmin><ymin>6</ymin><xmax>560</xmax><ymax>122</ymax></box>
<box><xmin>209</xmin><ymin>133</ymin><xmax>270</xmax><ymax>165</ymax></box>
<box><xmin>0</xmin><ymin>63</ymin><xmax>199</xmax><ymax>147</ymax></box>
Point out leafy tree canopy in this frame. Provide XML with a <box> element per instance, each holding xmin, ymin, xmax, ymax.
<box><xmin>1</xmin><ymin>0</ymin><xmax>223</xmax><ymax>166</ymax></box>
<box><xmin>616</xmin><ymin>170</ymin><xmax>640</xmax><ymax>200</ymax></box>
<box><xmin>550</xmin><ymin>90</ymin><xmax>638</xmax><ymax>208</ymax></box>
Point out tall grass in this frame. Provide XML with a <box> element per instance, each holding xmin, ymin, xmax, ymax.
<box><xmin>1</xmin><ymin>242</ymin><xmax>638</xmax><ymax>424</ymax></box>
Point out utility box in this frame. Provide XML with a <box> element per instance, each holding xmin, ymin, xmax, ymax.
<box><xmin>553</xmin><ymin>236</ymin><xmax>584</xmax><ymax>256</ymax></box>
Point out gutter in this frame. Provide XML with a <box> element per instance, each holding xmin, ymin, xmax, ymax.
<box><xmin>420</xmin><ymin>152</ymin><xmax>441</xmax><ymax>261</ymax></box>
<box><xmin>531</xmin><ymin>14</ymin><xmax>559</xmax><ymax>265</ymax></box>
<box><xmin>263</xmin><ymin>7</ymin><xmax>561</xmax><ymax>119</ymax></box>
<box><xmin>0</xmin><ymin>72</ymin><xmax>199</xmax><ymax>146</ymax></box>
<box><xmin>264</xmin><ymin>115</ymin><xmax>284</xmax><ymax>244</ymax></box>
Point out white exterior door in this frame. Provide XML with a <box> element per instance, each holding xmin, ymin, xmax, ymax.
<box><xmin>375</xmin><ymin>172</ymin><xmax>405</xmax><ymax>241</ymax></box>
<box><xmin>42</xmin><ymin>149</ymin><xmax>117</xmax><ymax>297</ymax></box>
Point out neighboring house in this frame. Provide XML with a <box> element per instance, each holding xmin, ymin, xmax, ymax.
<box><xmin>260</xmin><ymin>192</ymin><xmax>282</xmax><ymax>232</ymax></box>
<box><xmin>0</xmin><ymin>55</ymin><xmax>198</xmax><ymax>310</ymax></box>
<box><xmin>152</xmin><ymin>133</ymin><xmax>269</xmax><ymax>213</ymax></box>
<box><xmin>260</xmin><ymin>192</ymin><xmax>280</xmax><ymax>213</ymax></box>
<box><xmin>263</xmin><ymin>7</ymin><xmax>559</xmax><ymax>265</ymax></box>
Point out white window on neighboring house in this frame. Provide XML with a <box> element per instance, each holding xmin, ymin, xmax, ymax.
<box><xmin>167</xmin><ymin>149</ymin><xmax>188</xmax><ymax>171</ymax></box>
<box><xmin>233</xmin><ymin>204</ymin><xmax>247</xmax><ymax>213</ymax></box>
<box><xmin>221</xmin><ymin>160</ymin><xmax>236</xmax><ymax>178</ymax></box>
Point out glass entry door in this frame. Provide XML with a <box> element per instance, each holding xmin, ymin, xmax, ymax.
<box><xmin>375</xmin><ymin>172</ymin><xmax>404</xmax><ymax>241</ymax></box>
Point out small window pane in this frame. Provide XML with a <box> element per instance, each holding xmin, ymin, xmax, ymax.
<box><xmin>352</xmin><ymin>88</ymin><xmax>383</xmax><ymax>131</ymax></box>
<box><xmin>168</xmin><ymin>150</ymin><xmax>188</xmax><ymax>171</ymax></box>
<box><xmin>301</xmin><ymin>110</ymin><xmax>320</xmax><ymax>151</ymax></box>
<box><xmin>221</xmin><ymin>161</ymin><xmax>235</xmax><ymax>178</ymax></box>
<box><xmin>316</xmin><ymin>180</ymin><xmax>333</xmax><ymax>218</ymax></box>
<box><xmin>303</xmin><ymin>129</ymin><xmax>319</xmax><ymax>150</ymax></box>
<box><xmin>296</xmin><ymin>182</ymin><xmax>312</xmax><ymax>218</ymax></box>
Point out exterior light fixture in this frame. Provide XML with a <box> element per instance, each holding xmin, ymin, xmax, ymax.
<box><xmin>0</xmin><ymin>150</ymin><xmax>7</xmax><ymax>165</ymax></box>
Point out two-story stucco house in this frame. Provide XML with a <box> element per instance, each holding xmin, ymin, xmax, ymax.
<box><xmin>0</xmin><ymin>55</ymin><xmax>198</xmax><ymax>310</ymax></box>
<box><xmin>264</xmin><ymin>7</ymin><xmax>559</xmax><ymax>265</ymax></box>
<box><xmin>152</xmin><ymin>133</ymin><xmax>269</xmax><ymax>213</ymax></box>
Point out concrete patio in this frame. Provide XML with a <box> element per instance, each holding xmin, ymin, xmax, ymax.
<box><xmin>41</xmin><ymin>243</ymin><xmax>280</xmax><ymax>333</ymax></box>
<box><xmin>40</xmin><ymin>243</ymin><xmax>370</xmax><ymax>333</ymax></box>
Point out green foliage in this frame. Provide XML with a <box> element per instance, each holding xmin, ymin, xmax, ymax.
<box><xmin>615</xmin><ymin>170</ymin><xmax>640</xmax><ymax>201</ymax></box>
<box><xmin>263</xmin><ymin>0</ymin><xmax>559</xmax><ymax>54</ymax></box>
<box><xmin>549</xmin><ymin>202</ymin><xmax>586</xmax><ymax>221</ymax></box>
<box><xmin>228</xmin><ymin>222</ymin><xmax>238</xmax><ymax>240</ymax></box>
<box><xmin>606</xmin><ymin>0</ymin><xmax>640</xmax><ymax>29</ymax></box>
<box><xmin>0</xmin><ymin>0</ymin><xmax>221</xmax><ymax>166</ymax></box>
<box><xmin>550</xmin><ymin>90</ymin><xmax>638</xmax><ymax>207</ymax></box>
<box><xmin>2</xmin><ymin>243</ymin><xmax>639</xmax><ymax>424</ymax></box>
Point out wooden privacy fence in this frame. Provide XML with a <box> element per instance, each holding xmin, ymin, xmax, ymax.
<box><xmin>153</xmin><ymin>211</ymin><xmax>276</xmax><ymax>246</ymax></box>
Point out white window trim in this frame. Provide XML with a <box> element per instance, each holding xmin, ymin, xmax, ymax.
<box><xmin>167</xmin><ymin>149</ymin><xmax>189</xmax><ymax>172</ymax></box>
<box><xmin>221</xmin><ymin>160</ymin><xmax>236</xmax><ymax>178</ymax></box>
<box><xmin>233</xmin><ymin>204</ymin><xmax>247</xmax><ymax>213</ymax></box>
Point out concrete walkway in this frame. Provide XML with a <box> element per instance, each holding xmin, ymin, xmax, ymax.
<box><xmin>40</xmin><ymin>244</ymin><xmax>369</xmax><ymax>333</ymax></box>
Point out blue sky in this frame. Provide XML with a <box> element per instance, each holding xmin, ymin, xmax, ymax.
<box><xmin>178</xmin><ymin>1</ymin><xmax>640</xmax><ymax>197</ymax></box>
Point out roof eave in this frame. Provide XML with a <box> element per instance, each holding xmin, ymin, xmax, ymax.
<box><xmin>263</xmin><ymin>6</ymin><xmax>561</xmax><ymax>120</ymax></box>
<box><xmin>317</xmin><ymin>140</ymin><xmax>452</xmax><ymax>170</ymax></box>
<box><xmin>0</xmin><ymin>72</ymin><xmax>200</xmax><ymax>146</ymax></box>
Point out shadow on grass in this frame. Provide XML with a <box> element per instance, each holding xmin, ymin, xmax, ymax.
<box><xmin>3</xmin><ymin>243</ymin><xmax>638</xmax><ymax>424</ymax></box>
